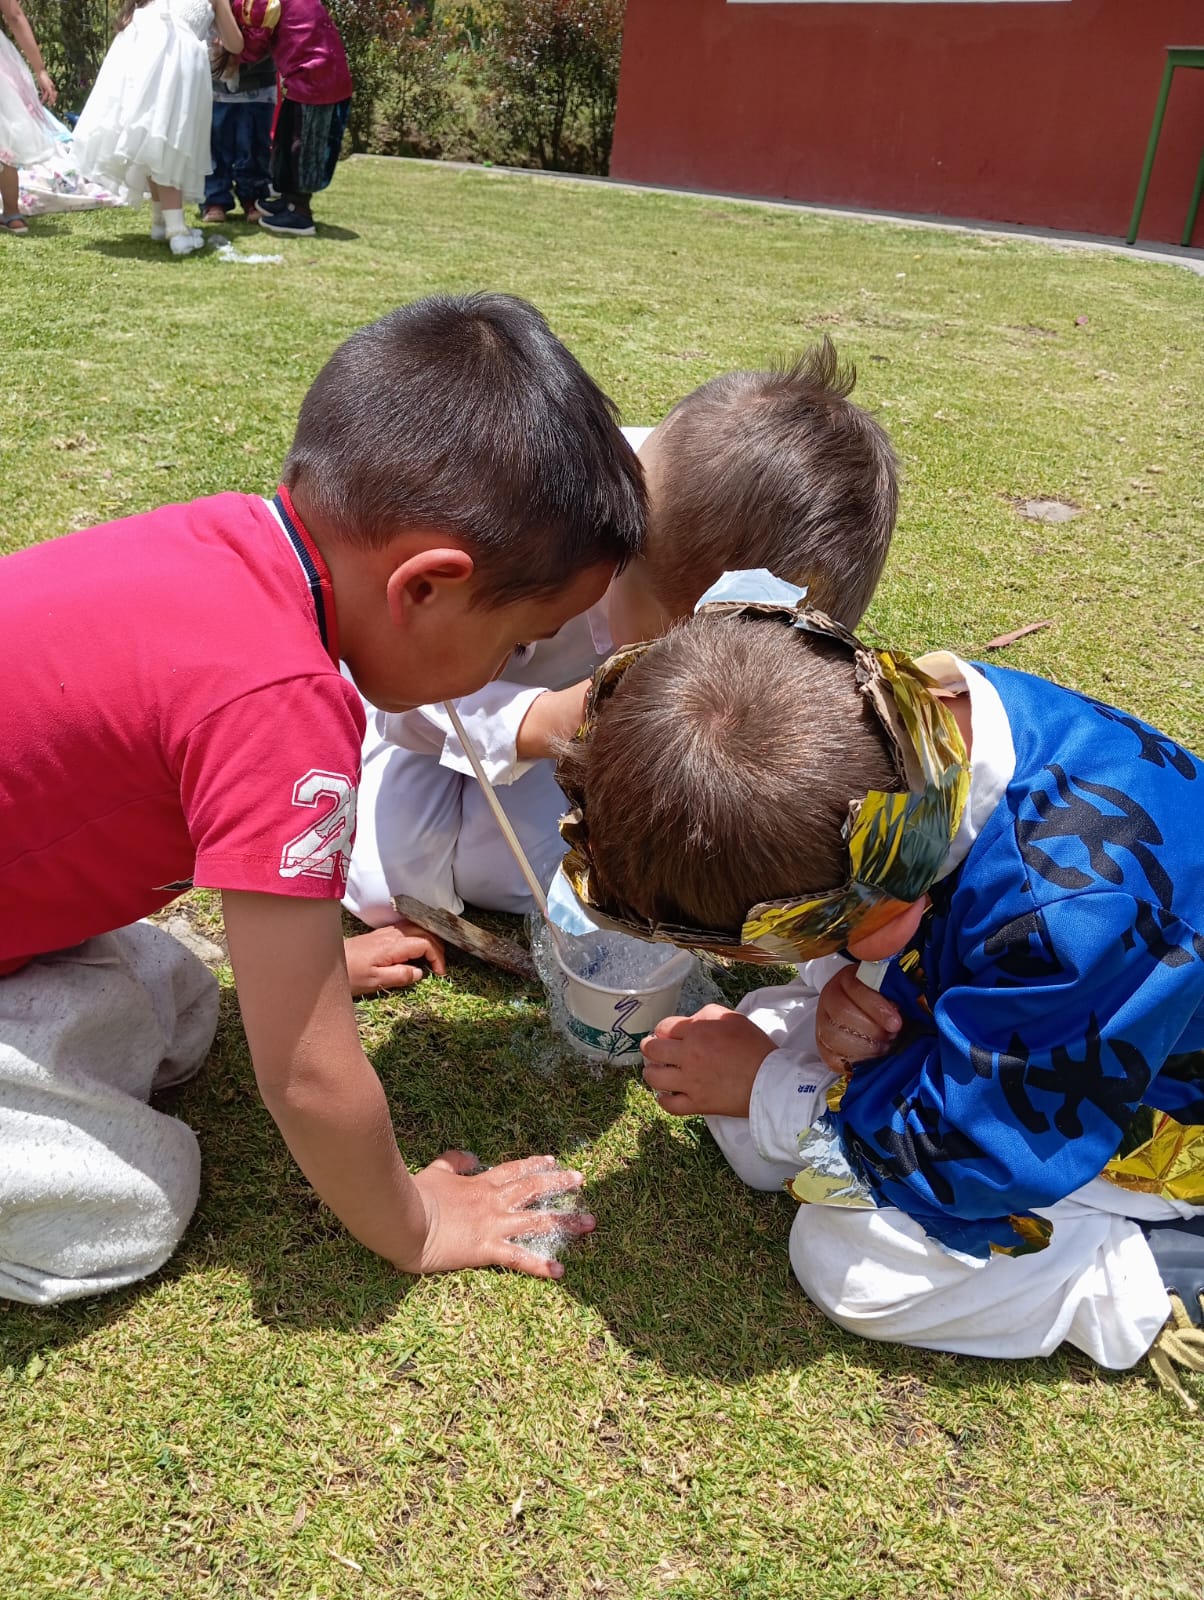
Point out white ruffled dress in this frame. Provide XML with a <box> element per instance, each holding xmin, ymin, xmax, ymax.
<box><xmin>0</xmin><ymin>27</ymin><xmax>56</xmax><ymax>169</ymax></box>
<box><xmin>72</xmin><ymin>0</ymin><xmax>215</xmax><ymax>204</ymax></box>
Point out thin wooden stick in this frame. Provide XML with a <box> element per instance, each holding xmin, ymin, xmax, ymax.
<box><xmin>441</xmin><ymin>701</ymin><xmax>573</xmax><ymax>959</ymax></box>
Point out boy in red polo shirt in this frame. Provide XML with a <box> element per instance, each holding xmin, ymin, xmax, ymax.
<box><xmin>0</xmin><ymin>291</ymin><xmax>644</xmax><ymax>1305</ymax></box>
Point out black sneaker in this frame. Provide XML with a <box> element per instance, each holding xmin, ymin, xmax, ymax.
<box><xmin>1143</xmin><ymin>1213</ymin><xmax>1204</xmax><ymax>1326</ymax></box>
<box><xmin>257</xmin><ymin>194</ymin><xmax>287</xmax><ymax>217</ymax></box>
<box><xmin>259</xmin><ymin>206</ymin><xmax>316</xmax><ymax>238</ymax></box>
<box><xmin>1143</xmin><ymin>1215</ymin><xmax>1204</xmax><ymax>1408</ymax></box>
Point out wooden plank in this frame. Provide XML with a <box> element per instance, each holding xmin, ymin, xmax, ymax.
<box><xmin>392</xmin><ymin>894</ymin><xmax>539</xmax><ymax>983</ymax></box>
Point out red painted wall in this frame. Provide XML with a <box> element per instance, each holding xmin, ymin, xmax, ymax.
<box><xmin>611</xmin><ymin>1</ymin><xmax>1204</xmax><ymax>245</ymax></box>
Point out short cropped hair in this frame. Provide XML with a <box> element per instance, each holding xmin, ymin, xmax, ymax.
<box><xmin>645</xmin><ymin>340</ymin><xmax>897</xmax><ymax>627</ymax></box>
<box><xmin>558</xmin><ymin>613</ymin><xmax>897</xmax><ymax>935</ymax></box>
<box><xmin>283</xmin><ymin>293</ymin><xmax>646</xmax><ymax>606</ymax></box>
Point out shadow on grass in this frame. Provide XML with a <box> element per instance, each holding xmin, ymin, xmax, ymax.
<box><xmin>0</xmin><ymin>951</ymin><xmax>1112</xmax><ymax>1404</ymax></box>
<box><xmin>561</xmin><ymin>1114</ymin><xmax>822</xmax><ymax>1383</ymax></box>
<box><xmin>0</xmin><ymin>953</ymin><xmax>629</xmax><ymax>1366</ymax></box>
<box><xmin>83</xmin><ymin>220</ymin><xmax>360</xmax><ymax>262</ymax></box>
<box><xmin>560</xmin><ymin>1114</ymin><xmax>1127</xmax><ymax>1400</ymax></box>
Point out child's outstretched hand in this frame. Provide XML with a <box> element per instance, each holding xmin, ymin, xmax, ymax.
<box><xmin>640</xmin><ymin>1004</ymin><xmax>776</xmax><ymax>1118</ymax></box>
<box><xmin>345</xmin><ymin>921</ymin><xmax>447</xmax><ymax>994</ymax></box>
<box><xmin>403</xmin><ymin>1152</ymin><xmax>596</xmax><ymax>1279</ymax></box>
<box><xmin>815</xmin><ymin>964</ymin><xmax>902</xmax><ymax>1075</ymax></box>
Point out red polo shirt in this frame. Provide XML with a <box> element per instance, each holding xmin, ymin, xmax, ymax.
<box><xmin>0</xmin><ymin>492</ymin><xmax>365</xmax><ymax>973</ymax></box>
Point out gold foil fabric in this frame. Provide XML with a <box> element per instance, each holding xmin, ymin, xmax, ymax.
<box><xmin>1105</xmin><ymin>1110</ymin><xmax>1204</xmax><ymax>1204</ymax></box>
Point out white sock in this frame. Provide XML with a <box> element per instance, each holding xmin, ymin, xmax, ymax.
<box><xmin>150</xmin><ymin>200</ymin><xmax>164</xmax><ymax>227</ymax></box>
<box><xmin>163</xmin><ymin>207</ymin><xmax>188</xmax><ymax>238</ymax></box>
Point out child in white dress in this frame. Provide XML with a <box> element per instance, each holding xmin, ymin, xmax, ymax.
<box><xmin>0</xmin><ymin>0</ymin><xmax>57</xmax><ymax>234</ymax></box>
<box><xmin>73</xmin><ymin>0</ymin><xmax>244</xmax><ymax>255</ymax></box>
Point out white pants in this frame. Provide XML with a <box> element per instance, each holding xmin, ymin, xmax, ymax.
<box><xmin>343</xmin><ymin>737</ymin><xmax>465</xmax><ymax>922</ymax></box>
<box><xmin>705</xmin><ymin>1112</ymin><xmax>1190</xmax><ymax>1371</ymax></box>
<box><xmin>0</xmin><ymin>922</ymin><xmax>218</xmax><ymax>1305</ymax></box>
<box><xmin>344</xmin><ymin>738</ymin><xmax>566</xmax><ymax>923</ymax></box>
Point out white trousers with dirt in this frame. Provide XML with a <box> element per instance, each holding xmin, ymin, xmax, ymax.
<box><xmin>706</xmin><ymin>968</ymin><xmax>1197</xmax><ymax>1371</ymax></box>
<box><xmin>0</xmin><ymin>922</ymin><xmax>218</xmax><ymax>1305</ymax></box>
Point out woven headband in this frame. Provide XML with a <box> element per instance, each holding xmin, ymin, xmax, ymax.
<box><xmin>556</xmin><ymin>599</ymin><xmax>971</xmax><ymax>963</ymax></box>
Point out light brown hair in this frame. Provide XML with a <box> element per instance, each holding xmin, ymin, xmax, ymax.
<box><xmin>557</xmin><ymin>613</ymin><xmax>897</xmax><ymax>935</ymax></box>
<box><xmin>644</xmin><ymin>339</ymin><xmax>897</xmax><ymax>627</ymax></box>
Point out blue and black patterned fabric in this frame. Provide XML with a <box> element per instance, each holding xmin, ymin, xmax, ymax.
<box><xmin>836</xmin><ymin>664</ymin><xmax>1204</xmax><ymax>1258</ymax></box>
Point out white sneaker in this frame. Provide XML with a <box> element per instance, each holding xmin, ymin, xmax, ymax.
<box><xmin>168</xmin><ymin>228</ymin><xmax>205</xmax><ymax>256</ymax></box>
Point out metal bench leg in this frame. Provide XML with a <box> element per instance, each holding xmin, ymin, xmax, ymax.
<box><xmin>1128</xmin><ymin>58</ymin><xmax>1176</xmax><ymax>244</ymax></box>
<box><xmin>1183</xmin><ymin>144</ymin><xmax>1204</xmax><ymax>247</ymax></box>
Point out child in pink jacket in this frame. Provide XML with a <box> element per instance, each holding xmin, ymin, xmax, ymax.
<box><xmin>229</xmin><ymin>0</ymin><xmax>351</xmax><ymax>236</ymax></box>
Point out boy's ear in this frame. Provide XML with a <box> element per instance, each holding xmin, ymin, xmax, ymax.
<box><xmin>385</xmin><ymin>547</ymin><xmax>476</xmax><ymax>624</ymax></box>
<box><xmin>845</xmin><ymin>897</ymin><xmax>928</xmax><ymax>961</ymax></box>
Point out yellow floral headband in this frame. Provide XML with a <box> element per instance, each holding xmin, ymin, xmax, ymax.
<box><xmin>556</xmin><ymin>599</ymin><xmax>971</xmax><ymax>963</ymax></box>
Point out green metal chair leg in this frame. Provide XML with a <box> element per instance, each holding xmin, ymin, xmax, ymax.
<box><xmin>1183</xmin><ymin>145</ymin><xmax>1204</xmax><ymax>246</ymax></box>
<box><xmin>1128</xmin><ymin>57</ymin><xmax>1176</xmax><ymax>244</ymax></box>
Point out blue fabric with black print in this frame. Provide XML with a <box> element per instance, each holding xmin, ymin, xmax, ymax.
<box><xmin>835</xmin><ymin>664</ymin><xmax>1204</xmax><ymax>1258</ymax></box>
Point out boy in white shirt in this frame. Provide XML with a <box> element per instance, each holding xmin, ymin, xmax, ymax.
<box><xmin>552</xmin><ymin>582</ymin><xmax>1204</xmax><ymax>1403</ymax></box>
<box><xmin>343</xmin><ymin>342</ymin><xmax>899</xmax><ymax>991</ymax></box>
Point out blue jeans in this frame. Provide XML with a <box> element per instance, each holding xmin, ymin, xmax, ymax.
<box><xmin>205</xmin><ymin>101</ymin><xmax>274</xmax><ymax>212</ymax></box>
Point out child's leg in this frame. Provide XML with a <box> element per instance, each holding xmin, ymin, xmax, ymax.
<box><xmin>1</xmin><ymin>162</ymin><xmax>18</xmax><ymax>212</ymax></box>
<box><xmin>247</xmin><ymin>102</ymin><xmax>274</xmax><ymax>207</ymax></box>
<box><xmin>454</xmin><ymin>764</ymin><xmax>568</xmax><ymax>915</ymax></box>
<box><xmin>788</xmin><ymin>1181</ymin><xmax>1177</xmax><ymax>1370</ymax></box>
<box><xmin>204</xmin><ymin>103</ymin><xmax>237</xmax><ymax>214</ymax></box>
<box><xmin>263</xmin><ymin>98</ymin><xmax>349</xmax><ymax>230</ymax></box>
<box><xmin>232</xmin><ymin>102</ymin><xmax>273</xmax><ymax>213</ymax></box>
<box><xmin>704</xmin><ymin>1111</ymin><xmax>802</xmax><ymax>1193</ymax></box>
<box><xmin>147</xmin><ymin>179</ymin><xmax>202</xmax><ymax>254</ymax></box>
<box><xmin>0</xmin><ymin>922</ymin><xmax>218</xmax><ymax>1305</ymax></box>
<box><xmin>343</xmin><ymin>736</ymin><xmax>466</xmax><ymax>923</ymax></box>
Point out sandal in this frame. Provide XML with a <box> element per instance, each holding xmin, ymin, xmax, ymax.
<box><xmin>0</xmin><ymin>213</ymin><xmax>29</xmax><ymax>235</ymax></box>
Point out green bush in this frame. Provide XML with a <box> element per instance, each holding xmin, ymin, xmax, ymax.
<box><xmin>325</xmin><ymin>0</ymin><xmax>450</xmax><ymax>154</ymax></box>
<box><xmin>16</xmin><ymin>0</ymin><xmax>627</xmax><ymax>174</ymax></box>
<box><xmin>22</xmin><ymin>0</ymin><xmax>112</xmax><ymax>114</ymax></box>
<box><xmin>481</xmin><ymin>0</ymin><xmax>625</xmax><ymax>172</ymax></box>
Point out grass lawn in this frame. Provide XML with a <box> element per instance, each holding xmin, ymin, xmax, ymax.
<box><xmin>1</xmin><ymin>158</ymin><xmax>1202</xmax><ymax>1599</ymax></box>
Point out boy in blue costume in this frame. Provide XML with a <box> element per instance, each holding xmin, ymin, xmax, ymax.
<box><xmin>554</xmin><ymin>579</ymin><xmax>1204</xmax><ymax>1401</ymax></box>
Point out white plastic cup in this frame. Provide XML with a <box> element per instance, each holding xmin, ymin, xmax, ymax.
<box><xmin>554</xmin><ymin>939</ymin><xmax>694</xmax><ymax>1065</ymax></box>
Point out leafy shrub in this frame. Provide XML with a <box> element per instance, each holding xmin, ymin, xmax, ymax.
<box><xmin>324</xmin><ymin>0</ymin><xmax>426</xmax><ymax>153</ymax></box>
<box><xmin>366</xmin><ymin>19</ymin><xmax>453</xmax><ymax>156</ymax></box>
<box><xmin>15</xmin><ymin>0</ymin><xmax>626</xmax><ymax>173</ymax></box>
<box><xmin>21</xmin><ymin>0</ymin><xmax>112</xmax><ymax>113</ymax></box>
<box><xmin>482</xmin><ymin>0</ymin><xmax>625</xmax><ymax>173</ymax></box>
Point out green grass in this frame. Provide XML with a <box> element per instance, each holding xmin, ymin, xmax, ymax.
<box><xmin>1</xmin><ymin>159</ymin><xmax>1203</xmax><ymax>1599</ymax></box>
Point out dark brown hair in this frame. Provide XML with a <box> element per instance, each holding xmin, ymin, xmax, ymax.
<box><xmin>557</xmin><ymin>613</ymin><xmax>897</xmax><ymax>935</ymax></box>
<box><xmin>283</xmin><ymin>293</ymin><xmax>646</xmax><ymax>607</ymax></box>
<box><xmin>644</xmin><ymin>339</ymin><xmax>897</xmax><ymax>627</ymax></box>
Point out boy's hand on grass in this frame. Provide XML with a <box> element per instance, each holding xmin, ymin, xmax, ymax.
<box><xmin>641</xmin><ymin>1004</ymin><xmax>776</xmax><ymax>1118</ymax></box>
<box><xmin>226</xmin><ymin>893</ymin><xmax>591</xmax><ymax>1282</ymax></box>
<box><xmin>815</xmin><ymin>965</ymin><xmax>902</xmax><ymax>1075</ymax></box>
<box><xmin>345</xmin><ymin>922</ymin><xmax>447</xmax><ymax>994</ymax></box>
<box><xmin>514</xmin><ymin>680</ymin><xmax>591</xmax><ymax>761</ymax></box>
<box><xmin>401</xmin><ymin>1151</ymin><xmax>595</xmax><ymax>1279</ymax></box>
